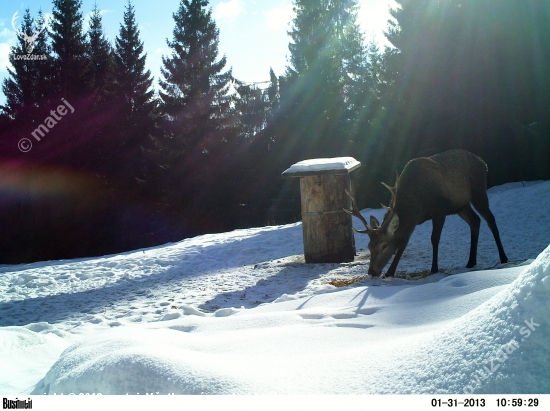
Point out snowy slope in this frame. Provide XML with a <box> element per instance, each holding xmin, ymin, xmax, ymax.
<box><xmin>0</xmin><ymin>180</ymin><xmax>549</xmax><ymax>394</ymax></box>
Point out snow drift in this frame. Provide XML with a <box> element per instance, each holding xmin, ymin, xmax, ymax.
<box><xmin>32</xmin><ymin>247</ymin><xmax>550</xmax><ymax>394</ymax></box>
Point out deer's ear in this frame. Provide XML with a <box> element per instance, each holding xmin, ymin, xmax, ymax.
<box><xmin>370</xmin><ymin>215</ymin><xmax>380</xmax><ymax>229</ymax></box>
<box><xmin>387</xmin><ymin>213</ymin><xmax>399</xmax><ymax>236</ymax></box>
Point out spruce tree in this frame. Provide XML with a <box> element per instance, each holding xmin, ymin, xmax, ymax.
<box><xmin>282</xmin><ymin>0</ymin><xmax>368</xmax><ymax>159</ymax></box>
<box><xmin>158</xmin><ymin>0</ymin><xmax>232</xmax><ymax>157</ymax></box>
<box><xmin>234</xmin><ymin>81</ymin><xmax>269</xmax><ymax>139</ymax></box>
<box><xmin>266</xmin><ymin>68</ymin><xmax>280</xmax><ymax>116</ymax></box>
<box><xmin>1</xmin><ymin>9</ymin><xmax>35</xmax><ymax>120</ymax></box>
<box><xmin>33</xmin><ymin>10</ymin><xmax>55</xmax><ymax>102</ymax></box>
<box><xmin>113</xmin><ymin>0</ymin><xmax>155</xmax><ymax>130</ymax></box>
<box><xmin>288</xmin><ymin>0</ymin><xmax>367</xmax><ymax>94</ymax></box>
<box><xmin>86</xmin><ymin>4</ymin><xmax>114</xmax><ymax>103</ymax></box>
<box><xmin>153</xmin><ymin>0</ymin><xmax>235</xmax><ymax>231</ymax></box>
<box><xmin>1</xmin><ymin>9</ymin><xmax>52</xmax><ymax>121</ymax></box>
<box><xmin>50</xmin><ymin>0</ymin><xmax>89</xmax><ymax>98</ymax></box>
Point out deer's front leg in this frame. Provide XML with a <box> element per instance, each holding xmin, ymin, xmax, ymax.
<box><xmin>385</xmin><ymin>247</ymin><xmax>405</xmax><ymax>277</ymax></box>
<box><xmin>431</xmin><ymin>215</ymin><xmax>446</xmax><ymax>273</ymax></box>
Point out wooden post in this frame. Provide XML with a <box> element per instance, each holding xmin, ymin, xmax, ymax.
<box><xmin>282</xmin><ymin>157</ymin><xmax>361</xmax><ymax>263</ymax></box>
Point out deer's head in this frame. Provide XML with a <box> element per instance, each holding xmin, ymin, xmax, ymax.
<box><xmin>344</xmin><ymin>172</ymin><xmax>401</xmax><ymax>277</ymax></box>
<box><xmin>364</xmin><ymin>209</ymin><xmax>400</xmax><ymax>277</ymax></box>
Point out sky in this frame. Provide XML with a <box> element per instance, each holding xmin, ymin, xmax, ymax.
<box><xmin>0</xmin><ymin>0</ymin><xmax>396</xmax><ymax>106</ymax></box>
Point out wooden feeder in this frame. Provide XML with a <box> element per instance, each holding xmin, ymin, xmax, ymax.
<box><xmin>282</xmin><ymin>157</ymin><xmax>361</xmax><ymax>263</ymax></box>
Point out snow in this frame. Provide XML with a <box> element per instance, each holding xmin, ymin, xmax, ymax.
<box><xmin>1</xmin><ymin>180</ymin><xmax>549</xmax><ymax>395</ymax></box>
<box><xmin>282</xmin><ymin>156</ymin><xmax>361</xmax><ymax>174</ymax></box>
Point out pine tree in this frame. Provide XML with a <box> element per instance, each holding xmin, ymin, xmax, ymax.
<box><xmin>50</xmin><ymin>0</ymin><xmax>89</xmax><ymax>98</ymax></box>
<box><xmin>158</xmin><ymin>0</ymin><xmax>232</xmax><ymax>157</ymax></box>
<box><xmin>86</xmin><ymin>4</ymin><xmax>114</xmax><ymax>103</ymax></box>
<box><xmin>113</xmin><ymin>1</ymin><xmax>155</xmax><ymax>130</ymax></box>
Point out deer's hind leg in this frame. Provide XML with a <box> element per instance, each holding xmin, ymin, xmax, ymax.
<box><xmin>458</xmin><ymin>204</ymin><xmax>481</xmax><ymax>268</ymax></box>
<box><xmin>471</xmin><ymin>191</ymin><xmax>508</xmax><ymax>264</ymax></box>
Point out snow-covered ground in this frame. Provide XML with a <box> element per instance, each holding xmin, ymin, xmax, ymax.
<box><xmin>1</xmin><ymin>180</ymin><xmax>549</xmax><ymax>394</ymax></box>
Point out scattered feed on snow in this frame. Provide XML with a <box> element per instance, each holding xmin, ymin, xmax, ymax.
<box><xmin>398</xmin><ymin>269</ymin><xmax>432</xmax><ymax>279</ymax></box>
<box><xmin>325</xmin><ymin>275</ymin><xmax>369</xmax><ymax>287</ymax></box>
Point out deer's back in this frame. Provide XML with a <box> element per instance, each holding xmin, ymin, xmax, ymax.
<box><xmin>396</xmin><ymin>150</ymin><xmax>487</xmax><ymax>221</ymax></box>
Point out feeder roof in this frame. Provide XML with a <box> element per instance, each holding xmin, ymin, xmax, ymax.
<box><xmin>282</xmin><ymin>157</ymin><xmax>361</xmax><ymax>177</ymax></box>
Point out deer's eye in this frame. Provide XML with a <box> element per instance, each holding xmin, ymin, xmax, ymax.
<box><xmin>381</xmin><ymin>243</ymin><xmax>388</xmax><ymax>251</ymax></box>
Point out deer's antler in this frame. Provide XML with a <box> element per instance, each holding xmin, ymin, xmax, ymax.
<box><xmin>343</xmin><ymin>189</ymin><xmax>372</xmax><ymax>235</ymax></box>
<box><xmin>381</xmin><ymin>170</ymin><xmax>400</xmax><ymax>209</ymax></box>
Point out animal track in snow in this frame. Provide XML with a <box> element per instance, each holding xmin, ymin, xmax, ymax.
<box><xmin>334</xmin><ymin>323</ymin><xmax>375</xmax><ymax>329</ymax></box>
<box><xmin>299</xmin><ymin>307</ymin><xmax>381</xmax><ymax>323</ymax></box>
<box><xmin>357</xmin><ymin>307</ymin><xmax>379</xmax><ymax>315</ymax></box>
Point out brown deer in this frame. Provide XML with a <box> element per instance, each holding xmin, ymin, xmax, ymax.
<box><xmin>345</xmin><ymin>149</ymin><xmax>508</xmax><ymax>277</ymax></box>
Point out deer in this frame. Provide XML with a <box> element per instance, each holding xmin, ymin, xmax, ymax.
<box><xmin>12</xmin><ymin>11</ymin><xmax>48</xmax><ymax>55</ymax></box>
<box><xmin>344</xmin><ymin>149</ymin><xmax>508</xmax><ymax>277</ymax></box>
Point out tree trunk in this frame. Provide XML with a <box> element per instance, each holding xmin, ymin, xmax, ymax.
<box><xmin>300</xmin><ymin>174</ymin><xmax>355</xmax><ymax>263</ymax></box>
